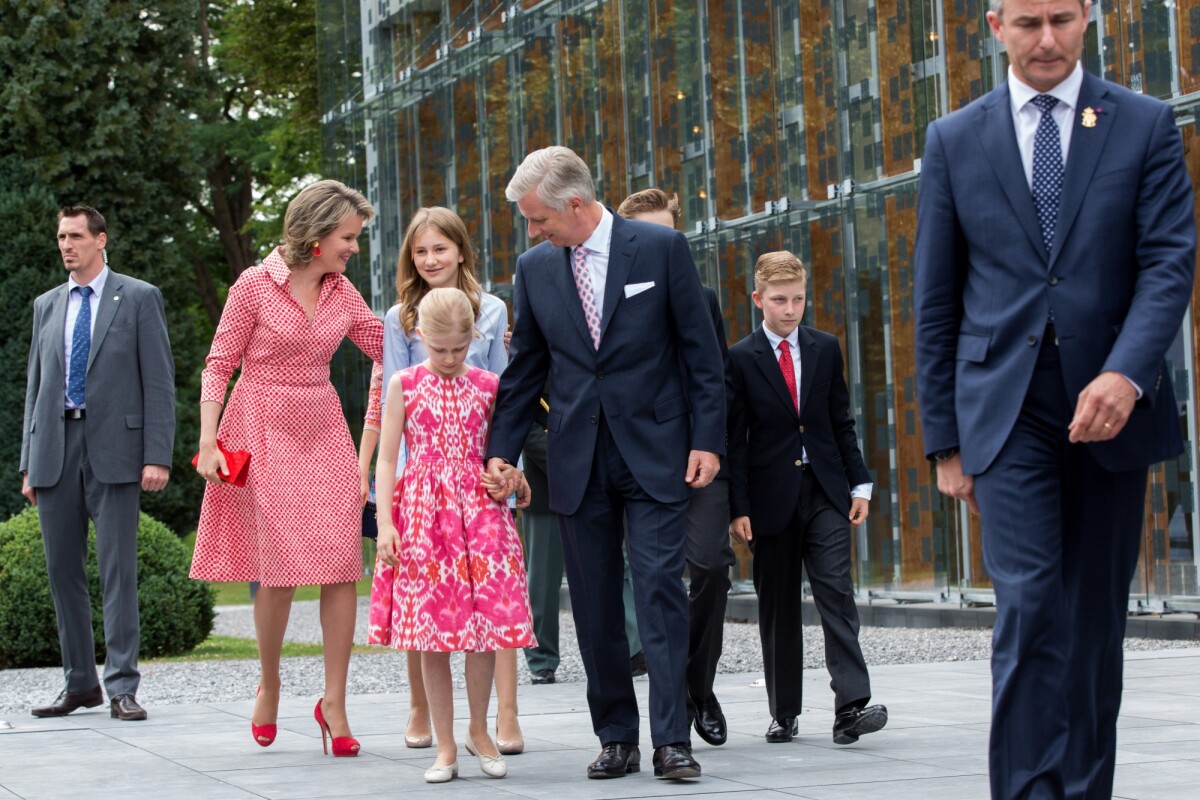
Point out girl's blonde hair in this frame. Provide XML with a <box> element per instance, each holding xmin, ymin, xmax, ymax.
<box><xmin>396</xmin><ymin>207</ymin><xmax>481</xmax><ymax>335</ymax></box>
<box><xmin>282</xmin><ymin>180</ymin><xmax>373</xmax><ymax>268</ymax></box>
<box><xmin>416</xmin><ymin>287</ymin><xmax>477</xmax><ymax>340</ymax></box>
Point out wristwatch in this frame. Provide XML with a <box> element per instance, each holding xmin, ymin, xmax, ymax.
<box><xmin>930</xmin><ymin>447</ymin><xmax>960</xmax><ymax>462</ymax></box>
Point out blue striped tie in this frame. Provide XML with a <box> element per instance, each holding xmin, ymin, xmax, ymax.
<box><xmin>67</xmin><ymin>286</ymin><xmax>93</xmax><ymax>406</ymax></box>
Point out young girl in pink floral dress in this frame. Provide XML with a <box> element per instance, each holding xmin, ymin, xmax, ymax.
<box><xmin>368</xmin><ymin>287</ymin><xmax>534</xmax><ymax>783</ymax></box>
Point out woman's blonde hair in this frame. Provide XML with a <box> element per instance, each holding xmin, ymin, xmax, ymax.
<box><xmin>416</xmin><ymin>287</ymin><xmax>477</xmax><ymax>340</ymax></box>
<box><xmin>282</xmin><ymin>180</ymin><xmax>374</xmax><ymax>268</ymax></box>
<box><xmin>395</xmin><ymin>207</ymin><xmax>481</xmax><ymax>335</ymax></box>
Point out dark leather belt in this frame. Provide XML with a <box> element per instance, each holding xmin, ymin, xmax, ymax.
<box><xmin>64</xmin><ymin>408</ymin><xmax>86</xmax><ymax>420</ymax></box>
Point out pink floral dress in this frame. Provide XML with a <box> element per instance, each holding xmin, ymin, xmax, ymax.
<box><xmin>367</xmin><ymin>364</ymin><xmax>535</xmax><ymax>652</ymax></box>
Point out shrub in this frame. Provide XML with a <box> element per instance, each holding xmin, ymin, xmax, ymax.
<box><xmin>0</xmin><ymin>507</ymin><xmax>215</xmax><ymax>668</ymax></box>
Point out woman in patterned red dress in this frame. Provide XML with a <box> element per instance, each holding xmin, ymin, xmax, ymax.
<box><xmin>368</xmin><ymin>288</ymin><xmax>535</xmax><ymax>783</ymax></box>
<box><xmin>191</xmin><ymin>180</ymin><xmax>383</xmax><ymax>756</ymax></box>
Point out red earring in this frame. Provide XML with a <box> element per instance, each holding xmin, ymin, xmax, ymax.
<box><xmin>312</xmin><ymin>242</ymin><xmax>322</xmax><ymax>257</ymax></box>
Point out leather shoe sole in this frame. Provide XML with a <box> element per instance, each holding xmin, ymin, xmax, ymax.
<box><xmin>833</xmin><ymin>704</ymin><xmax>888</xmax><ymax>745</ymax></box>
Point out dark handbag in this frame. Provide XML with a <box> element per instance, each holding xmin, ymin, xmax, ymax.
<box><xmin>362</xmin><ymin>501</ymin><xmax>378</xmax><ymax>540</ymax></box>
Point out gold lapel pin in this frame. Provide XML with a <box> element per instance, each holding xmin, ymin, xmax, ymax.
<box><xmin>1081</xmin><ymin>107</ymin><xmax>1100</xmax><ymax>128</ymax></box>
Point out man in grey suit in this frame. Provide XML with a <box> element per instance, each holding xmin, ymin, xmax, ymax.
<box><xmin>21</xmin><ymin>206</ymin><xmax>175</xmax><ymax>721</ymax></box>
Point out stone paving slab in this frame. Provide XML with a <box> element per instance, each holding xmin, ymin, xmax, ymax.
<box><xmin>2</xmin><ymin>651</ymin><xmax>1197</xmax><ymax>799</ymax></box>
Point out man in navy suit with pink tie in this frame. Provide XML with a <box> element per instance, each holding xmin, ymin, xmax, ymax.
<box><xmin>486</xmin><ymin>147</ymin><xmax>725</xmax><ymax>781</ymax></box>
<box><xmin>914</xmin><ymin>0</ymin><xmax>1195</xmax><ymax>796</ymax></box>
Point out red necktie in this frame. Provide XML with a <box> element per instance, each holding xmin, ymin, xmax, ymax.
<box><xmin>778</xmin><ymin>340</ymin><xmax>798</xmax><ymax>412</ymax></box>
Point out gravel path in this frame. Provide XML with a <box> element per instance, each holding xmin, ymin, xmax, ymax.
<box><xmin>2</xmin><ymin>597</ymin><xmax>1195</xmax><ymax>716</ymax></box>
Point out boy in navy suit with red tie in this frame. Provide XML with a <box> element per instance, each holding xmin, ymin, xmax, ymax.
<box><xmin>727</xmin><ymin>251</ymin><xmax>886</xmax><ymax>745</ymax></box>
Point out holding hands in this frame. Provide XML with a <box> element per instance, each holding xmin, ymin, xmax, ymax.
<box><xmin>482</xmin><ymin>462</ymin><xmax>531</xmax><ymax>508</ymax></box>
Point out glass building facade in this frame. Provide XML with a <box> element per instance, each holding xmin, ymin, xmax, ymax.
<box><xmin>319</xmin><ymin>0</ymin><xmax>1200</xmax><ymax>609</ymax></box>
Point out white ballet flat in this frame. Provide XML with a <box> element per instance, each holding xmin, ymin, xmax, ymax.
<box><xmin>464</xmin><ymin>738</ymin><xmax>508</xmax><ymax>778</ymax></box>
<box><xmin>424</xmin><ymin>761</ymin><xmax>458</xmax><ymax>783</ymax></box>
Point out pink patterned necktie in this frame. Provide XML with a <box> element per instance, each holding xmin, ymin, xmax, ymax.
<box><xmin>572</xmin><ymin>245</ymin><xmax>601</xmax><ymax>349</ymax></box>
<box><xmin>778</xmin><ymin>340</ymin><xmax>798</xmax><ymax>411</ymax></box>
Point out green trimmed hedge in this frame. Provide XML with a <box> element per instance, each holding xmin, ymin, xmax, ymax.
<box><xmin>0</xmin><ymin>507</ymin><xmax>215</xmax><ymax>668</ymax></box>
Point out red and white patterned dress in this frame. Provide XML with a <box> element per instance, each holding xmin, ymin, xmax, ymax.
<box><xmin>190</xmin><ymin>248</ymin><xmax>383</xmax><ymax>587</ymax></box>
<box><xmin>367</xmin><ymin>364</ymin><xmax>535</xmax><ymax>652</ymax></box>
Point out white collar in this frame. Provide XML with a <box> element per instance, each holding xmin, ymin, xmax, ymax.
<box><xmin>761</xmin><ymin>324</ymin><xmax>799</xmax><ymax>353</ymax></box>
<box><xmin>69</xmin><ymin>266</ymin><xmax>109</xmax><ymax>296</ymax></box>
<box><xmin>1008</xmin><ymin>62</ymin><xmax>1083</xmax><ymax>115</ymax></box>
<box><xmin>579</xmin><ymin>206</ymin><xmax>613</xmax><ymax>255</ymax></box>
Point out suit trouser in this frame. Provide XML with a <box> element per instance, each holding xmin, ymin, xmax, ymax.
<box><xmin>36</xmin><ymin>417</ymin><xmax>141</xmax><ymax>697</ymax></box>
<box><xmin>751</xmin><ymin>468</ymin><xmax>871</xmax><ymax>719</ymax></box>
<box><xmin>973</xmin><ymin>338</ymin><xmax>1146</xmax><ymax>800</ymax></box>
<box><xmin>685</xmin><ymin>478</ymin><xmax>734</xmax><ymax>709</ymax></box>
<box><xmin>522</xmin><ymin>511</ymin><xmax>644</xmax><ymax>674</ymax></box>
<box><xmin>558</xmin><ymin>417</ymin><xmax>691</xmax><ymax>748</ymax></box>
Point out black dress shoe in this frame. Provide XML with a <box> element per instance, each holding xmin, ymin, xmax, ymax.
<box><xmin>692</xmin><ymin>699</ymin><xmax>727</xmax><ymax>746</ymax></box>
<box><xmin>629</xmin><ymin>650</ymin><xmax>648</xmax><ymax>677</ymax></box>
<box><xmin>109</xmin><ymin>694</ymin><xmax>148</xmax><ymax>721</ymax></box>
<box><xmin>653</xmin><ymin>742</ymin><xmax>701</xmax><ymax>779</ymax></box>
<box><xmin>833</xmin><ymin>704</ymin><xmax>887</xmax><ymax>744</ymax></box>
<box><xmin>765</xmin><ymin>716</ymin><xmax>798</xmax><ymax>743</ymax></box>
<box><xmin>530</xmin><ymin>668</ymin><xmax>556</xmax><ymax>685</ymax></box>
<box><xmin>31</xmin><ymin>686</ymin><xmax>104</xmax><ymax>718</ymax></box>
<box><xmin>587</xmin><ymin>742</ymin><xmax>640</xmax><ymax>778</ymax></box>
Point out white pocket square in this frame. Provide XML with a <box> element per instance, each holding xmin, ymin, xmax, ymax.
<box><xmin>624</xmin><ymin>281</ymin><xmax>655</xmax><ymax>298</ymax></box>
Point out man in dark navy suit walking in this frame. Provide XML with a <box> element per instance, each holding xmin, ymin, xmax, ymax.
<box><xmin>914</xmin><ymin>0</ymin><xmax>1195</xmax><ymax>796</ymax></box>
<box><xmin>486</xmin><ymin>147</ymin><xmax>725</xmax><ymax>781</ymax></box>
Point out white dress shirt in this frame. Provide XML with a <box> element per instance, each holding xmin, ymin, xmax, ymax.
<box><xmin>63</xmin><ymin>267</ymin><xmax>108</xmax><ymax>408</ymax></box>
<box><xmin>762</xmin><ymin>325</ymin><xmax>872</xmax><ymax>501</ymax></box>
<box><xmin>1007</xmin><ymin>64</ymin><xmax>1142</xmax><ymax>399</ymax></box>
<box><xmin>577</xmin><ymin>207</ymin><xmax>614</xmax><ymax>319</ymax></box>
<box><xmin>1008</xmin><ymin>63</ymin><xmax>1081</xmax><ymax>190</ymax></box>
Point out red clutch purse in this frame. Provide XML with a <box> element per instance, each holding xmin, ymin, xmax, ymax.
<box><xmin>192</xmin><ymin>441</ymin><xmax>251</xmax><ymax>487</ymax></box>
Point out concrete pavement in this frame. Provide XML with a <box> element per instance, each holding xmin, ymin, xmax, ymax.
<box><xmin>1</xmin><ymin>650</ymin><xmax>1197</xmax><ymax>799</ymax></box>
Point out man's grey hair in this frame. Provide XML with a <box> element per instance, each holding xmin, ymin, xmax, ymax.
<box><xmin>505</xmin><ymin>146</ymin><xmax>596</xmax><ymax>210</ymax></box>
<box><xmin>989</xmin><ymin>0</ymin><xmax>1087</xmax><ymax>15</ymax></box>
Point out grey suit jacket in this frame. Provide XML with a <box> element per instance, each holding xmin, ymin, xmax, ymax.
<box><xmin>21</xmin><ymin>269</ymin><xmax>176</xmax><ymax>486</ymax></box>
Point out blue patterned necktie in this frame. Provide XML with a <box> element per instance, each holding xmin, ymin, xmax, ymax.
<box><xmin>68</xmin><ymin>285</ymin><xmax>93</xmax><ymax>406</ymax></box>
<box><xmin>1031</xmin><ymin>94</ymin><xmax>1063</xmax><ymax>254</ymax></box>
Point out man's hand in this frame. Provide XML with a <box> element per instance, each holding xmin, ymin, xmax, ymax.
<box><xmin>21</xmin><ymin>473</ymin><xmax>36</xmax><ymax>506</ymax></box>
<box><xmin>685</xmin><ymin>450</ymin><xmax>720</xmax><ymax>488</ymax></box>
<box><xmin>485</xmin><ymin>457</ymin><xmax>521</xmax><ymax>495</ymax></box>
<box><xmin>1069</xmin><ymin>371</ymin><xmax>1137</xmax><ymax>443</ymax></box>
<box><xmin>141</xmin><ymin>464</ymin><xmax>170</xmax><ymax>492</ymax></box>
<box><xmin>729</xmin><ymin>515</ymin><xmax>753</xmax><ymax>544</ymax></box>
<box><xmin>935</xmin><ymin>453</ymin><xmax>978</xmax><ymax>515</ymax></box>
<box><xmin>849</xmin><ymin>497</ymin><xmax>869</xmax><ymax>527</ymax></box>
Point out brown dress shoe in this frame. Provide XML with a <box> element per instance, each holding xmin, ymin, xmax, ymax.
<box><xmin>31</xmin><ymin>686</ymin><xmax>104</xmax><ymax>718</ymax></box>
<box><xmin>110</xmin><ymin>694</ymin><xmax>148</xmax><ymax>721</ymax></box>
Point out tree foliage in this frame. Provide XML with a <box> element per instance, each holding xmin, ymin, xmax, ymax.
<box><xmin>0</xmin><ymin>1</ymin><xmax>322</xmax><ymax>534</ymax></box>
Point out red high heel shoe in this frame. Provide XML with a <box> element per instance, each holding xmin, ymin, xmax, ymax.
<box><xmin>314</xmin><ymin>698</ymin><xmax>360</xmax><ymax>757</ymax></box>
<box><xmin>251</xmin><ymin>685</ymin><xmax>277</xmax><ymax>747</ymax></box>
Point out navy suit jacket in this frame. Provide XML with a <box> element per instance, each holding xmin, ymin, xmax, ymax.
<box><xmin>728</xmin><ymin>325</ymin><xmax>871</xmax><ymax>537</ymax></box>
<box><xmin>914</xmin><ymin>72</ymin><xmax>1195</xmax><ymax>475</ymax></box>
<box><xmin>487</xmin><ymin>212</ymin><xmax>726</xmax><ymax>515</ymax></box>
